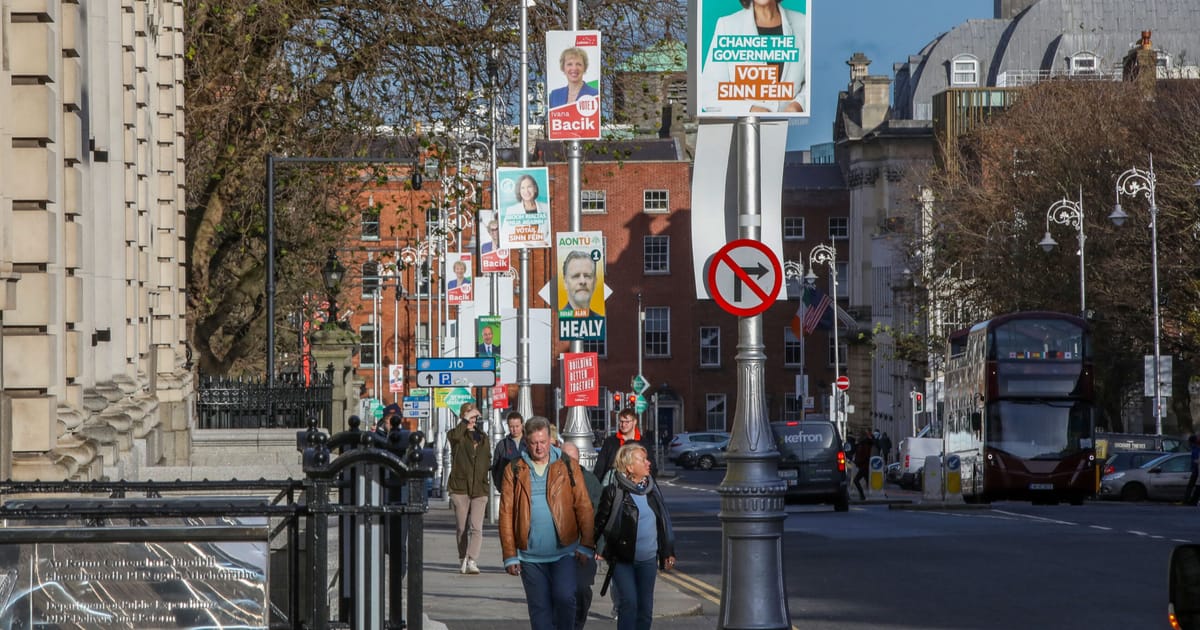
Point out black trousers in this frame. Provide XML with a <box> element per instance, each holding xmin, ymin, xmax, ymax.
<box><xmin>1186</xmin><ymin>463</ymin><xmax>1199</xmax><ymax>505</ymax></box>
<box><xmin>853</xmin><ymin>466</ymin><xmax>869</xmax><ymax>499</ymax></box>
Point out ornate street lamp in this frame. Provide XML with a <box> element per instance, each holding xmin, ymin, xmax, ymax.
<box><xmin>1110</xmin><ymin>158</ymin><xmax>1163</xmax><ymax>436</ymax></box>
<box><xmin>805</xmin><ymin>243</ymin><xmax>840</xmax><ymax>437</ymax></box>
<box><xmin>320</xmin><ymin>248</ymin><xmax>346</xmax><ymax>328</ymax></box>
<box><xmin>1039</xmin><ymin>194</ymin><xmax>1086</xmax><ymax>316</ymax></box>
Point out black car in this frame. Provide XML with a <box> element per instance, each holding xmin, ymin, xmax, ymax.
<box><xmin>770</xmin><ymin>420</ymin><xmax>850</xmax><ymax>512</ymax></box>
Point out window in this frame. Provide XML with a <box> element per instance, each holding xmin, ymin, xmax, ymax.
<box><xmin>1070</xmin><ymin>52</ymin><xmax>1098</xmax><ymax>75</ymax></box>
<box><xmin>706</xmin><ymin>394</ymin><xmax>727</xmax><ymax>431</ymax></box>
<box><xmin>834</xmin><ymin>261</ymin><xmax>848</xmax><ymax>299</ymax></box>
<box><xmin>828</xmin><ymin>334</ymin><xmax>847</xmax><ymax>368</ymax></box>
<box><xmin>582</xmin><ymin>337</ymin><xmax>607</xmax><ymax>357</ymax></box>
<box><xmin>361</xmin><ymin>209</ymin><xmax>380</xmax><ymax>241</ymax></box>
<box><xmin>645</xmin><ymin>307</ymin><xmax>670</xmax><ymax>357</ymax></box>
<box><xmin>360</xmin><ymin>325</ymin><xmax>377</xmax><ymax>367</ymax></box>
<box><xmin>362</xmin><ymin>261</ymin><xmax>381</xmax><ymax>297</ymax></box>
<box><xmin>644</xmin><ymin>235</ymin><xmax>670</xmax><ymax>274</ymax></box>
<box><xmin>700</xmin><ymin>326</ymin><xmax>721</xmax><ymax>367</ymax></box>
<box><xmin>828</xmin><ymin>217</ymin><xmax>848</xmax><ymax>240</ymax></box>
<box><xmin>951</xmin><ymin>55</ymin><xmax>978</xmax><ymax>86</ymax></box>
<box><xmin>784</xmin><ymin>327</ymin><xmax>802</xmax><ymax>366</ymax></box>
<box><xmin>644</xmin><ymin>189</ymin><xmax>669</xmax><ymax>213</ymax></box>
<box><xmin>783</xmin><ymin>396</ymin><xmax>805</xmax><ymax>422</ymax></box>
<box><xmin>784</xmin><ymin>216</ymin><xmax>805</xmax><ymax>240</ymax></box>
<box><xmin>582</xmin><ymin>190</ymin><xmax>607</xmax><ymax>213</ymax></box>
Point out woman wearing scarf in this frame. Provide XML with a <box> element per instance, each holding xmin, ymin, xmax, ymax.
<box><xmin>593</xmin><ymin>443</ymin><xmax>676</xmax><ymax>630</ymax></box>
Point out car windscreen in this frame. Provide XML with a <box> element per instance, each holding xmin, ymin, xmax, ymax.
<box><xmin>771</xmin><ymin>423</ymin><xmax>835</xmax><ymax>460</ymax></box>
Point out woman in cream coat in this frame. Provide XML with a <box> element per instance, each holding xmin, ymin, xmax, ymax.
<box><xmin>701</xmin><ymin>0</ymin><xmax>808</xmax><ymax>115</ymax></box>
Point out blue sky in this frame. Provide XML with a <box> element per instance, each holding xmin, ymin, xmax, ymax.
<box><xmin>787</xmin><ymin>0</ymin><xmax>994</xmax><ymax>150</ymax></box>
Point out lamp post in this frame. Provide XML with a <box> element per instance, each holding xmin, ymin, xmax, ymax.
<box><xmin>1038</xmin><ymin>191</ymin><xmax>1086</xmax><ymax>316</ymax></box>
<box><xmin>1109</xmin><ymin>157</ymin><xmax>1163</xmax><ymax>436</ymax></box>
<box><xmin>805</xmin><ymin>243</ymin><xmax>840</xmax><ymax>437</ymax></box>
<box><xmin>320</xmin><ymin>249</ymin><xmax>346</xmax><ymax>328</ymax></box>
<box><xmin>784</xmin><ymin>260</ymin><xmax>807</xmax><ymax>421</ymax></box>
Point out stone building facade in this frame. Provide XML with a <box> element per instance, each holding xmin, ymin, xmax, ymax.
<box><xmin>0</xmin><ymin>1</ymin><xmax>192</xmax><ymax>481</ymax></box>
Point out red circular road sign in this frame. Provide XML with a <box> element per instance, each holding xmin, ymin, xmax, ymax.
<box><xmin>836</xmin><ymin>375</ymin><xmax>850</xmax><ymax>391</ymax></box>
<box><xmin>705</xmin><ymin>239</ymin><xmax>783</xmax><ymax>317</ymax></box>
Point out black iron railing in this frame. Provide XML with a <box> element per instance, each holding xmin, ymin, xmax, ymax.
<box><xmin>197</xmin><ymin>367</ymin><xmax>333</xmax><ymax>430</ymax></box>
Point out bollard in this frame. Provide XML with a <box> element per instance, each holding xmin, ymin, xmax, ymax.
<box><xmin>921</xmin><ymin>455</ymin><xmax>943</xmax><ymax>502</ymax></box>
<box><xmin>868</xmin><ymin>456</ymin><xmax>885</xmax><ymax>495</ymax></box>
<box><xmin>944</xmin><ymin>454</ymin><xmax>964</xmax><ymax>504</ymax></box>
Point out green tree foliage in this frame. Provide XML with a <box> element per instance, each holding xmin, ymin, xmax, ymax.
<box><xmin>185</xmin><ymin>0</ymin><xmax>685</xmax><ymax>374</ymax></box>
<box><xmin>925</xmin><ymin>80</ymin><xmax>1200</xmax><ymax>429</ymax></box>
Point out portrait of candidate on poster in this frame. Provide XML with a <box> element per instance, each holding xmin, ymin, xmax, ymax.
<box><xmin>476</xmin><ymin>315</ymin><xmax>502</xmax><ymax>358</ymax></box>
<box><xmin>497</xmin><ymin>167</ymin><xmax>551</xmax><ymax>249</ymax></box>
<box><xmin>695</xmin><ymin>0</ymin><xmax>811</xmax><ymax>118</ymax></box>
<box><xmin>477</xmin><ymin>210</ymin><xmax>510</xmax><ymax>274</ymax></box>
<box><xmin>445</xmin><ymin>252</ymin><xmax>474</xmax><ymax>306</ymax></box>
<box><xmin>546</xmin><ymin>30</ymin><xmax>602</xmax><ymax>141</ymax></box>
<box><xmin>556</xmin><ymin>231</ymin><xmax>605</xmax><ymax>342</ymax></box>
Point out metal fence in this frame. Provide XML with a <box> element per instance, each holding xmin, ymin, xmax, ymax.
<box><xmin>197</xmin><ymin>368</ymin><xmax>333</xmax><ymax>430</ymax></box>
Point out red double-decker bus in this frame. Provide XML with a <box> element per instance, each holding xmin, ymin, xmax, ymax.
<box><xmin>943</xmin><ymin>311</ymin><xmax>1097</xmax><ymax>504</ymax></box>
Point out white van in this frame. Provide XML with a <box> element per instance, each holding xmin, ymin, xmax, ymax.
<box><xmin>898</xmin><ymin>426</ymin><xmax>942</xmax><ymax>489</ymax></box>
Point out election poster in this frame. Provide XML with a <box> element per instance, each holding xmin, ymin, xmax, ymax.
<box><xmin>497</xmin><ymin>167</ymin><xmax>551</xmax><ymax>249</ymax></box>
<box><xmin>692</xmin><ymin>0</ymin><xmax>811</xmax><ymax>118</ymax></box>
<box><xmin>445</xmin><ymin>252</ymin><xmax>474</xmax><ymax>306</ymax></box>
<box><xmin>477</xmin><ymin>209</ymin><xmax>510</xmax><ymax>274</ymax></box>
<box><xmin>562</xmin><ymin>352</ymin><xmax>599</xmax><ymax>407</ymax></box>
<box><xmin>476</xmin><ymin>315</ymin><xmax>502</xmax><ymax>359</ymax></box>
<box><xmin>546</xmin><ymin>30</ymin><xmax>602</xmax><ymax>141</ymax></box>
<box><xmin>556</xmin><ymin>231</ymin><xmax>605</xmax><ymax>342</ymax></box>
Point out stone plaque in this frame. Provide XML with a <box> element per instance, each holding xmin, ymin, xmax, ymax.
<box><xmin>0</xmin><ymin>526</ymin><xmax>268</xmax><ymax>629</ymax></box>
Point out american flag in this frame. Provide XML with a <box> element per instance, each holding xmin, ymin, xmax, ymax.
<box><xmin>802</xmin><ymin>286</ymin><xmax>833</xmax><ymax>335</ymax></box>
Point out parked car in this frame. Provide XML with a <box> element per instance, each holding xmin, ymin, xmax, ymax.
<box><xmin>1101</xmin><ymin>450</ymin><xmax>1168</xmax><ymax>477</ymax></box>
<box><xmin>667</xmin><ymin>432</ymin><xmax>730</xmax><ymax>463</ymax></box>
<box><xmin>1100</xmin><ymin>453</ymin><xmax>1194</xmax><ymax>502</ymax></box>
<box><xmin>679</xmin><ymin>444</ymin><xmax>728</xmax><ymax>470</ymax></box>
<box><xmin>770</xmin><ymin>420</ymin><xmax>850</xmax><ymax>512</ymax></box>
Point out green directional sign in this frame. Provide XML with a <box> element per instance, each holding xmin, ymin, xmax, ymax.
<box><xmin>631</xmin><ymin>374</ymin><xmax>650</xmax><ymax>396</ymax></box>
<box><xmin>369</xmin><ymin>398</ymin><xmax>385</xmax><ymax>420</ymax></box>
<box><xmin>634</xmin><ymin>394</ymin><xmax>649</xmax><ymax>413</ymax></box>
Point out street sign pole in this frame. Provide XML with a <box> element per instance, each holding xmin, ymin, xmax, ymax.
<box><xmin>718</xmin><ymin>116</ymin><xmax>790</xmax><ymax>630</ymax></box>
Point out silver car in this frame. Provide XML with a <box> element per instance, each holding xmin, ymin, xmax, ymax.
<box><xmin>667</xmin><ymin>432</ymin><xmax>730</xmax><ymax>463</ymax></box>
<box><xmin>1099</xmin><ymin>452</ymin><xmax>1194</xmax><ymax>502</ymax></box>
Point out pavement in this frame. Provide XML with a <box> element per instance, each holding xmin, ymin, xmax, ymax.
<box><xmin>420</xmin><ymin>498</ymin><xmax>703</xmax><ymax>630</ymax></box>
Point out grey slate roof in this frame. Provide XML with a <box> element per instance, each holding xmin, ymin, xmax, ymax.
<box><xmin>892</xmin><ymin>0</ymin><xmax>1200</xmax><ymax>120</ymax></box>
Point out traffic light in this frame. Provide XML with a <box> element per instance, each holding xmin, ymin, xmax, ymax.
<box><xmin>913</xmin><ymin>392</ymin><xmax>924</xmax><ymax>413</ymax></box>
<box><xmin>626</xmin><ymin>393</ymin><xmax>637</xmax><ymax>408</ymax></box>
<box><xmin>612</xmin><ymin>392</ymin><xmax>623</xmax><ymax>411</ymax></box>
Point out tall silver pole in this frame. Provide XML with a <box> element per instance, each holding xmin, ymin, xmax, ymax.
<box><xmin>516</xmin><ymin>0</ymin><xmax>533</xmax><ymax>419</ymax></box>
<box><xmin>560</xmin><ymin>0</ymin><xmax>597</xmax><ymax>468</ymax></box>
<box><xmin>717</xmin><ymin>117</ymin><xmax>790</xmax><ymax>630</ymax></box>
<box><xmin>1077</xmin><ymin>186</ymin><xmax>1086</xmax><ymax>317</ymax></box>
<box><xmin>1112</xmin><ymin>158</ymin><xmax>1163</xmax><ymax>435</ymax></box>
<box><xmin>808</xmin><ymin>243</ymin><xmax>838</xmax><ymax>435</ymax></box>
<box><xmin>488</xmin><ymin>46</ymin><xmax>505</xmax><ymax>524</ymax></box>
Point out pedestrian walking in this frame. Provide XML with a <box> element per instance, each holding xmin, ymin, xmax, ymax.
<box><xmin>448</xmin><ymin>402</ymin><xmax>491</xmax><ymax>575</ymax></box>
<box><xmin>852</xmin><ymin>428</ymin><xmax>874</xmax><ymax>501</ymax></box>
<box><xmin>499</xmin><ymin>416</ymin><xmax>596</xmax><ymax>630</ymax></box>
<box><xmin>1185</xmin><ymin>434</ymin><xmax>1200</xmax><ymax>506</ymax></box>
<box><xmin>593</xmin><ymin>443</ymin><xmax>676</xmax><ymax>630</ymax></box>
<box><xmin>562</xmin><ymin>441</ymin><xmax>603</xmax><ymax>629</ymax></box>
<box><xmin>877</xmin><ymin>431</ymin><xmax>893</xmax><ymax>465</ymax></box>
<box><xmin>492</xmin><ymin>411</ymin><xmax>525</xmax><ymax>489</ymax></box>
<box><xmin>595</xmin><ymin>408</ymin><xmax>656</xmax><ymax>482</ymax></box>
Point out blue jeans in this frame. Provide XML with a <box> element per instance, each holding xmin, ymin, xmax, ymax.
<box><xmin>612</xmin><ymin>559</ymin><xmax>657</xmax><ymax>630</ymax></box>
<box><xmin>575</xmin><ymin>554</ymin><xmax>597</xmax><ymax>629</ymax></box>
<box><xmin>520</xmin><ymin>554</ymin><xmax>578</xmax><ymax>630</ymax></box>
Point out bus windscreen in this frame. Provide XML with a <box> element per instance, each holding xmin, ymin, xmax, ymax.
<box><xmin>985</xmin><ymin>399</ymin><xmax>1092</xmax><ymax>460</ymax></box>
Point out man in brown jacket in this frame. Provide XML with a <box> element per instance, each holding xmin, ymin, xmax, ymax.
<box><xmin>500</xmin><ymin>416</ymin><xmax>595</xmax><ymax>630</ymax></box>
<box><xmin>448</xmin><ymin>402</ymin><xmax>491</xmax><ymax>574</ymax></box>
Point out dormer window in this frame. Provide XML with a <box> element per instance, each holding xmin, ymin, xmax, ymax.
<box><xmin>1156</xmin><ymin>52</ymin><xmax>1171</xmax><ymax>69</ymax></box>
<box><xmin>1070</xmin><ymin>52</ymin><xmax>1099</xmax><ymax>75</ymax></box>
<box><xmin>951</xmin><ymin>55</ymin><xmax>979</xmax><ymax>86</ymax></box>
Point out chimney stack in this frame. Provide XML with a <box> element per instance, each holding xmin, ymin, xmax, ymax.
<box><xmin>1122</xmin><ymin>30</ymin><xmax>1157</xmax><ymax>99</ymax></box>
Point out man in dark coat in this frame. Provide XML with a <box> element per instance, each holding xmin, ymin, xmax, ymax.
<box><xmin>594</xmin><ymin>408</ymin><xmax>656</xmax><ymax>482</ymax></box>
<box><xmin>852</xmin><ymin>428</ymin><xmax>874</xmax><ymax>501</ymax></box>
